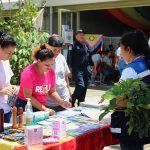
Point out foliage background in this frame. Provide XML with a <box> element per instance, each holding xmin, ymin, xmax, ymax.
<box><xmin>0</xmin><ymin>0</ymin><xmax>49</xmax><ymax>84</ymax></box>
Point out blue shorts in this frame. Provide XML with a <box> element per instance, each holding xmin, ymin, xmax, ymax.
<box><xmin>92</xmin><ymin>54</ymin><xmax>101</xmax><ymax>62</ymax></box>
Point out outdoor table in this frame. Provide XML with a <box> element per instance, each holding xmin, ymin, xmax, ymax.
<box><xmin>0</xmin><ymin>108</ymin><xmax>119</xmax><ymax>150</ymax></box>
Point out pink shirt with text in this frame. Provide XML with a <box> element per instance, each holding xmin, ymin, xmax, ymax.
<box><xmin>18</xmin><ymin>64</ymin><xmax>56</xmax><ymax>105</ymax></box>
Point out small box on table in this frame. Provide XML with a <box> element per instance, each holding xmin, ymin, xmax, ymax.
<box><xmin>52</xmin><ymin>118</ymin><xmax>66</xmax><ymax>140</ymax></box>
<box><xmin>25</xmin><ymin>125</ymin><xmax>43</xmax><ymax>148</ymax></box>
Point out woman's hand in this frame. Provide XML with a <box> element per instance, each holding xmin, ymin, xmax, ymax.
<box><xmin>0</xmin><ymin>86</ymin><xmax>15</xmax><ymax>96</ymax></box>
<box><xmin>11</xmin><ymin>85</ymin><xmax>18</xmax><ymax>94</ymax></box>
<box><xmin>59</xmin><ymin>100</ymin><xmax>72</xmax><ymax>108</ymax></box>
<box><xmin>44</xmin><ymin>108</ymin><xmax>55</xmax><ymax>116</ymax></box>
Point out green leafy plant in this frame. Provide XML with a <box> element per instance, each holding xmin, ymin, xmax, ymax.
<box><xmin>99</xmin><ymin>78</ymin><xmax>150</xmax><ymax>138</ymax></box>
<box><xmin>10</xmin><ymin>31</ymin><xmax>49</xmax><ymax>85</ymax></box>
<box><xmin>0</xmin><ymin>0</ymin><xmax>38</xmax><ymax>35</ymax></box>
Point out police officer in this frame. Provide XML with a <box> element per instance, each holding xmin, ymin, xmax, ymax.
<box><xmin>69</xmin><ymin>30</ymin><xmax>93</xmax><ymax>107</ymax></box>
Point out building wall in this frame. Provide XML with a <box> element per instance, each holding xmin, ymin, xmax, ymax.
<box><xmin>42</xmin><ymin>9</ymin><xmax>133</xmax><ymax>36</ymax></box>
<box><xmin>42</xmin><ymin>8</ymin><xmax>58</xmax><ymax>34</ymax></box>
<box><xmin>80</xmin><ymin>10</ymin><xmax>133</xmax><ymax>36</ymax></box>
<box><xmin>52</xmin><ymin>12</ymin><xmax>58</xmax><ymax>34</ymax></box>
<box><xmin>42</xmin><ymin>7</ymin><xmax>50</xmax><ymax>33</ymax></box>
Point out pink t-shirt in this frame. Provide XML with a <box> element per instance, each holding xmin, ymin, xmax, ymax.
<box><xmin>18</xmin><ymin>64</ymin><xmax>56</xmax><ymax>105</ymax></box>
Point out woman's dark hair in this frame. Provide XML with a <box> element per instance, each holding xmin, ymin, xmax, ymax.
<box><xmin>120</xmin><ymin>29</ymin><xmax>150</xmax><ymax>58</ymax></box>
<box><xmin>33</xmin><ymin>44</ymin><xmax>54</xmax><ymax>61</ymax></box>
<box><xmin>0</xmin><ymin>31</ymin><xmax>16</xmax><ymax>48</ymax></box>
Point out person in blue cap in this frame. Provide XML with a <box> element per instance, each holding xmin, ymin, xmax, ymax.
<box><xmin>69</xmin><ymin>30</ymin><xmax>93</xmax><ymax>107</ymax></box>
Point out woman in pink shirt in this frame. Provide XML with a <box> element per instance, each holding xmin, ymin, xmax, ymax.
<box><xmin>16</xmin><ymin>45</ymin><xmax>71</xmax><ymax>115</ymax></box>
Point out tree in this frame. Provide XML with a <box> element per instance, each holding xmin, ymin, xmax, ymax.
<box><xmin>0</xmin><ymin>0</ymin><xmax>49</xmax><ymax>84</ymax></box>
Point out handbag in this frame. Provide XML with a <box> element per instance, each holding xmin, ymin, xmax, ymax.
<box><xmin>7</xmin><ymin>94</ymin><xmax>17</xmax><ymax>107</ymax></box>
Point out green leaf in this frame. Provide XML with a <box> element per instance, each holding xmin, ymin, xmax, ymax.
<box><xmin>126</xmin><ymin>102</ymin><xmax>134</xmax><ymax>109</ymax></box>
<box><xmin>99</xmin><ymin>110</ymin><xmax>110</xmax><ymax>120</ymax></box>
<box><xmin>109</xmin><ymin>98</ymin><xmax>116</xmax><ymax>108</ymax></box>
<box><xmin>11</xmin><ymin>54</ymin><xmax>18</xmax><ymax>62</ymax></box>
<box><xmin>127</xmin><ymin>123</ymin><xmax>134</xmax><ymax>135</ymax></box>
<box><xmin>102</xmin><ymin>92</ymin><xmax>116</xmax><ymax>100</ymax></box>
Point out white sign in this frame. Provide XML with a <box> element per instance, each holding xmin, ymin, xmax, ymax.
<box><xmin>63</xmin><ymin>30</ymin><xmax>73</xmax><ymax>44</ymax></box>
<box><xmin>62</xmin><ymin>25</ymin><xmax>73</xmax><ymax>44</ymax></box>
<box><xmin>62</xmin><ymin>25</ymin><xmax>69</xmax><ymax>31</ymax></box>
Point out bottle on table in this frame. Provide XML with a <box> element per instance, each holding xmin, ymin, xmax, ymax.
<box><xmin>0</xmin><ymin>109</ymin><xmax>4</xmax><ymax>132</ymax></box>
<box><xmin>24</xmin><ymin>98</ymin><xmax>33</xmax><ymax>126</ymax></box>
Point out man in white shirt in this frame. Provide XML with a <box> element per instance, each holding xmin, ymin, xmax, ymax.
<box><xmin>46</xmin><ymin>35</ymin><xmax>71</xmax><ymax>111</ymax></box>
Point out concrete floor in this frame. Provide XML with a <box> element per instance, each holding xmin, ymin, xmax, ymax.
<box><xmin>70</xmin><ymin>85</ymin><xmax>150</xmax><ymax>150</ymax></box>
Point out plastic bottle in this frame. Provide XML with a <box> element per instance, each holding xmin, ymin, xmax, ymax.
<box><xmin>25</xmin><ymin>98</ymin><xmax>33</xmax><ymax>126</ymax></box>
<box><xmin>0</xmin><ymin>109</ymin><xmax>4</xmax><ymax>132</ymax></box>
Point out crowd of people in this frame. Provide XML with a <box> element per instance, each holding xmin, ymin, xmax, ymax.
<box><xmin>0</xmin><ymin>28</ymin><xmax>150</xmax><ymax>150</ymax></box>
<box><xmin>88</xmin><ymin>43</ymin><xmax>127</xmax><ymax>86</ymax></box>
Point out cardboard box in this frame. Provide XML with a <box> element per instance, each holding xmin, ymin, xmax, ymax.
<box><xmin>25</xmin><ymin>125</ymin><xmax>43</xmax><ymax>148</ymax></box>
<box><xmin>52</xmin><ymin>119</ymin><xmax>66</xmax><ymax>139</ymax></box>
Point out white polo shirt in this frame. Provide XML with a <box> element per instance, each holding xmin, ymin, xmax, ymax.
<box><xmin>120</xmin><ymin>67</ymin><xmax>138</xmax><ymax>81</ymax></box>
<box><xmin>0</xmin><ymin>60</ymin><xmax>13</xmax><ymax>113</ymax></box>
<box><xmin>46</xmin><ymin>54</ymin><xmax>70</xmax><ymax>107</ymax></box>
<box><xmin>120</xmin><ymin>57</ymin><xmax>147</xmax><ymax>81</ymax></box>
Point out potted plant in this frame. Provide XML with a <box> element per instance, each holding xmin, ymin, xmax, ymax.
<box><xmin>99</xmin><ymin>78</ymin><xmax>150</xmax><ymax>138</ymax></box>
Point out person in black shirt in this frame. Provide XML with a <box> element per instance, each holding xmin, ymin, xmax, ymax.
<box><xmin>69</xmin><ymin>30</ymin><xmax>92</xmax><ymax>107</ymax></box>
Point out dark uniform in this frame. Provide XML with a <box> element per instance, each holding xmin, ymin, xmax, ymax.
<box><xmin>68</xmin><ymin>40</ymin><xmax>93</xmax><ymax>106</ymax></box>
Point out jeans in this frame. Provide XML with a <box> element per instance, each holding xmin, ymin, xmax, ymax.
<box><xmin>102</xmin><ymin>67</ymin><xmax>114</xmax><ymax>77</ymax></box>
<box><xmin>120</xmin><ymin>142</ymin><xmax>144</xmax><ymax>150</ymax></box>
<box><xmin>15</xmin><ymin>98</ymin><xmax>40</xmax><ymax>112</ymax></box>
<box><xmin>72</xmin><ymin>70</ymin><xmax>89</xmax><ymax>106</ymax></box>
<box><xmin>90</xmin><ymin>73</ymin><xmax>96</xmax><ymax>84</ymax></box>
<box><xmin>4</xmin><ymin>111</ymin><xmax>12</xmax><ymax>123</ymax></box>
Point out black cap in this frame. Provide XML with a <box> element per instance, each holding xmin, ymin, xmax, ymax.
<box><xmin>75</xmin><ymin>29</ymin><xmax>85</xmax><ymax>35</ymax></box>
<box><xmin>47</xmin><ymin>35</ymin><xmax>63</xmax><ymax>47</ymax></box>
